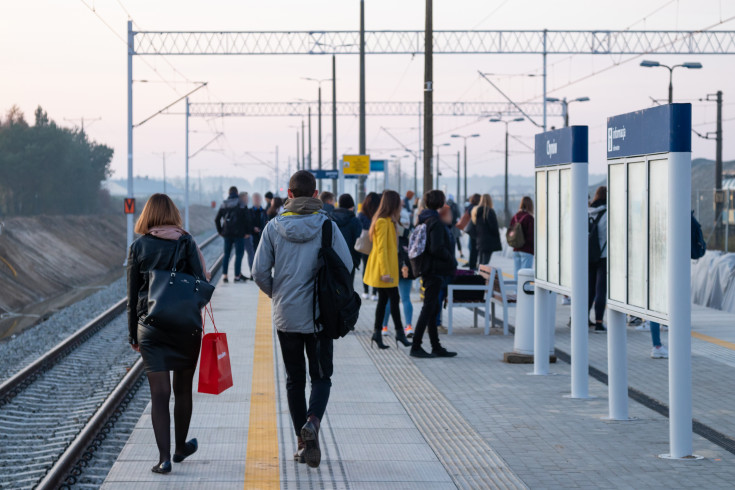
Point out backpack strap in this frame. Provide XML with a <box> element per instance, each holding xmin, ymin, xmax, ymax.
<box><xmin>321</xmin><ymin>219</ymin><xmax>332</xmax><ymax>249</ymax></box>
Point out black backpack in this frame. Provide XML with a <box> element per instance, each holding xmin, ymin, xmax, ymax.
<box><xmin>588</xmin><ymin>209</ymin><xmax>607</xmax><ymax>263</ymax></box>
<box><xmin>222</xmin><ymin>206</ymin><xmax>242</xmax><ymax>236</ymax></box>
<box><xmin>313</xmin><ymin>220</ymin><xmax>362</xmax><ymax>339</ymax></box>
<box><xmin>691</xmin><ymin>212</ymin><xmax>707</xmax><ymax>260</ymax></box>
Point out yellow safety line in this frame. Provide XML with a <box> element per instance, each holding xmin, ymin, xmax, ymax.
<box><xmin>691</xmin><ymin>331</ymin><xmax>735</xmax><ymax>352</ymax></box>
<box><xmin>243</xmin><ymin>291</ymin><xmax>280</xmax><ymax>488</ymax></box>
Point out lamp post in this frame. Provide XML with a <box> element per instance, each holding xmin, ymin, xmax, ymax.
<box><xmin>640</xmin><ymin>60</ymin><xmax>703</xmax><ymax>104</ymax></box>
<box><xmin>152</xmin><ymin>151</ymin><xmax>175</xmax><ymax>194</ymax></box>
<box><xmin>544</xmin><ymin>97</ymin><xmax>590</xmax><ymax>127</ymax></box>
<box><xmin>451</xmin><ymin>133</ymin><xmax>480</xmax><ymax>204</ymax></box>
<box><xmin>434</xmin><ymin>143</ymin><xmax>450</xmax><ymax>190</ymax></box>
<box><xmin>489</xmin><ymin>117</ymin><xmax>524</xmax><ymax>224</ymax></box>
<box><xmin>303</xmin><ymin>77</ymin><xmax>333</xmax><ymax>189</ymax></box>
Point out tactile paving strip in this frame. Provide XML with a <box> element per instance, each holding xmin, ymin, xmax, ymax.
<box><xmin>356</xmin><ymin>332</ymin><xmax>528</xmax><ymax>490</ymax></box>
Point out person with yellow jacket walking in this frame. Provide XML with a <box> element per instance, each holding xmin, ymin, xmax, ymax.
<box><xmin>364</xmin><ymin>190</ymin><xmax>413</xmax><ymax>350</ymax></box>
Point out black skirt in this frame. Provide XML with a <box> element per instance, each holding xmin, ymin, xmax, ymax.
<box><xmin>138</xmin><ymin>323</ymin><xmax>201</xmax><ymax>373</ymax></box>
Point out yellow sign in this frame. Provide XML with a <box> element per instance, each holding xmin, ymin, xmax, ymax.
<box><xmin>343</xmin><ymin>154</ymin><xmax>370</xmax><ymax>175</ymax></box>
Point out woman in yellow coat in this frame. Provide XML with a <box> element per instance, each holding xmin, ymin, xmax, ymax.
<box><xmin>364</xmin><ymin>190</ymin><xmax>413</xmax><ymax>349</ymax></box>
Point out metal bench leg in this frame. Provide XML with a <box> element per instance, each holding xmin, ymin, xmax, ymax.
<box><xmin>473</xmin><ymin>308</ymin><xmax>478</xmax><ymax>328</ymax></box>
<box><xmin>491</xmin><ymin>302</ymin><xmax>496</xmax><ymax>330</ymax></box>
<box><xmin>484</xmin><ymin>299</ymin><xmax>490</xmax><ymax>335</ymax></box>
<box><xmin>448</xmin><ymin>295</ymin><xmax>453</xmax><ymax>336</ymax></box>
<box><xmin>503</xmin><ymin>302</ymin><xmax>509</xmax><ymax>336</ymax></box>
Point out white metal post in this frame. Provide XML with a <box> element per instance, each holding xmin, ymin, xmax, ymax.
<box><xmin>666</xmin><ymin>151</ymin><xmax>694</xmax><ymax>458</ymax></box>
<box><xmin>184</xmin><ymin>96</ymin><xmax>190</xmax><ymax>231</ymax></box>
<box><xmin>532</xmin><ymin>286</ymin><xmax>551</xmax><ymax>375</ymax></box>
<box><xmin>542</xmin><ymin>29</ymin><xmax>547</xmax><ymax>131</ymax></box>
<box><xmin>338</xmin><ymin>157</ymin><xmax>345</xmax><ymax>197</ymax></box>
<box><xmin>606</xmin><ymin>308</ymin><xmax>629</xmax><ymax>420</ymax></box>
<box><xmin>570</xmin><ymin>161</ymin><xmax>590</xmax><ymax>397</ymax></box>
<box><xmin>126</xmin><ymin>20</ymin><xmax>134</xmax><ymax>258</ymax></box>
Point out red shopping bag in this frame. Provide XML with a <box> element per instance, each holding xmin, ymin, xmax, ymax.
<box><xmin>198</xmin><ymin>304</ymin><xmax>233</xmax><ymax>395</ymax></box>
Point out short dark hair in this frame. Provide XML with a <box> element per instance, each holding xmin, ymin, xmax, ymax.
<box><xmin>338</xmin><ymin>193</ymin><xmax>355</xmax><ymax>209</ymax></box>
<box><xmin>228</xmin><ymin>186</ymin><xmax>238</xmax><ymax>195</ymax></box>
<box><xmin>264</xmin><ymin>191</ymin><xmax>274</xmax><ymax>200</ymax></box>
<box><xmin>424</xmin><ymin>190</ymin><xmax>445</xmax><ymax>210</ymax></box>
<box><xmin>289</xmin><ymin>170</ymin><xmax>317</xmax><ymax>198</ymax></box>
<box><xmin>319</xmin><ymin>191</ymin><xmax>335</xmax><ymax>203</ymax></box>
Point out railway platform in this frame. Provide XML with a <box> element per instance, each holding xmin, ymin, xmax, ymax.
<box><xmin>102</xmin><ymin>259</ymin><xmax>735</xmax><ymax>489</ymax></box>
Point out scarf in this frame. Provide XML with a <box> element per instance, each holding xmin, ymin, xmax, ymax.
<box><xmin>283</xmin><ymin>197</ymin><xmax>323</xmax><ymax>215</ymax></box>
<box><xmin>148</xmin><ymin>225</ymin><xmax>209</xmax><ymax>280</ymax></box>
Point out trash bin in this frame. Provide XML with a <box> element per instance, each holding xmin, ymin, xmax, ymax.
<box><xmin>513</xmin><ymin>268</ymin><xmax>535</xmax><ymax>355</ymax></box>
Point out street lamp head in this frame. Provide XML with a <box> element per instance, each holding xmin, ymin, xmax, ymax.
<box><xmin>683</xmin><ymin>62</ymin><xmax>703</xmax><ymax>69</ymax></box>
<box><xmin>512</xmin><ymin>117</ymin><xmax>525</xmax><ymax>122</ymax></box>
<box><xmin>545</xmin><ymin>97</ymin><xmax>560</xmax><ymax>103</ymax></box>
<box><xmin>451</xmin><ymin>134</ymin><xmax>461</xmax><ymax>138</ymax></box>
<box><xmin>574</xmin><ymin>96</ymin><xmax>590</xmax><ymax>102</ymax></box>
<box><xmin>640</xmin><ymin>60</ymin><xmax>660</xmax><ymax>68</ymax></box>
<box><xmin>470</xmin><ymin>133</ymin><xmax>480</xmax><ymax>138</ymax></box>
<box><xmin>489</xmin><ymin>118</ymin><xmax>502</xmax><ymax>123</ymax></box>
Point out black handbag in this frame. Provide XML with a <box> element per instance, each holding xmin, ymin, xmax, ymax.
<box><xmin>143</xmin><ymin>236</ymin><xmax>215</xmax><ymax>334</ymax></box>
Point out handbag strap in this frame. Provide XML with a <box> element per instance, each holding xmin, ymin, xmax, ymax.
<box><xmin>202</xmin><ymin>302</ymin><xmax>218</xmax><ymax>334</ymax></box>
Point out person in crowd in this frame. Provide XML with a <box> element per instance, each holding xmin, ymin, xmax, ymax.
<box><xmin>403</xmin><ymin>190</ymin><xmax>415</xmax><ymax>213</ymax></box>
<box><xmin>447</xmin><ymin>194</ymin><xmax>464</xmax><ymax>259</ymax></box>
<box><xmin>127</xmin><ymin>194</ymin><xmax>208</xmax><ymax>474</ymax></box>
<box><xmin>413</xmin><ymin>197</ymin><xmax>425</xmax><ymax>227</ymax></box>
<box><xmin>264</xmin><ymin>191</ymin><xmax>274</xmax><ymax>212</ymax></box>
<box><xmin>648</xmin><ymin>322</ymin><xmax>668</xmax><ymax>358</ymax></box>
<box><xmin>509</xmin><ymin>196</ymin><xmax>535</xmax><ymax>280</ymax></box>
<box><xmin>457</xmin><ymin>194</ymin><xmax>481</xmax><ymax>269</ymax></box>
<box><xmin>319</xmin><ymin>191</ymin><xmax>336</xmax><ymax>217</ymax></box>
<box><xmin>434</xmin><ymin>204</ymin><xmax>455</xmax><ymax>330</ymax></box>
<box><xmin>472</xmin><ymin>194</ymin><xmax>502</xmax><ymax>266</ymax></box>
<box><xmin>410</xmin><ymin>190</ymin><xmax>458</xmax><ymax>358</ymax></box>
<box><xmin>267</xmin><ymin>196</ymin><xmax>284</xmax><ymax>221</ymax></box>
<box><xmin>364</xmin><ymin>190</ymin><xmax>413</xmax><ymax>350</ymax></box>
<box><xmin>588</xmin><ymin>186</ymin><xmax>608</xmax><ymax>333</ymax></box>
<box><xmin>239</xmin><ymin>191</ymin><xmax>256</xmax><ymax>280</ymax></box>
<box><xmin>380</xmin><ymin>207</ymin><xmax>415</xmax><ymax>338</ymax></box>
<box><xmin>251</xmin><ymin>192</ymin><xmax>268</xmax><ymax>250</ymax></box>
<box><xmin>252</xmin><ymin>171</ymin><xmax>352</xmax><ymax>469</ymax></box>
<box><xmin>332</xmin><ymin>193</ymin><xmax>362</xmax><ymax>279</ymax></box>
<box><xmin>358</xmin><ymin>192</ymin><xmax>381</xmax><ymax>301</ymax></box>
<box><xmin>214</xmin><ymin>186</ymin><xmax>250</xmax><ymax>283</ymax></box>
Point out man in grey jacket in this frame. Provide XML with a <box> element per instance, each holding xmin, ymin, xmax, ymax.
<box><xmin>252</xmin><ymin>170</ymin><xmax>352</xmax><ymax>469</ymax></box>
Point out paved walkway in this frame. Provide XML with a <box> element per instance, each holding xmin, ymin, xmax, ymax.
<box><xmin>103</xmin><ymin>258</ymin><xmax>735</xmax><ymax>488</ymax></box>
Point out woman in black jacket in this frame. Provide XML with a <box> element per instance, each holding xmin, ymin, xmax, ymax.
<box><xmin>127</xmin><ymin>194</ymin><xmax>208</xmax><ymax>474</ymax></box>
<box><xmin>409</xmin><ymin>190</ymin><xmax>458</xmax><ymax>359</ymax></box>
<box><xmin>472</xmin><ymin>193</ymin><xmax>502</xmax><ymax>266</ymax></box>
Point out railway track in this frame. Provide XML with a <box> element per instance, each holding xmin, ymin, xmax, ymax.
<box><xmin>0</xmin><ymin>233</ymin><xmax>223</xmax><ymax>489</ymax></box>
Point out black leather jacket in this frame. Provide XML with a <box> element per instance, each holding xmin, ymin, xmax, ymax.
<box><xmin>126</xmin><ymin>234</ymin><xmax>205</xmax><ymax>345</ymax></box>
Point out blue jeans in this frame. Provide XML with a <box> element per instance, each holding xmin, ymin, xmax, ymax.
<box><xmin>223</xmin><ymin>237</ymin><xmax>245</xmax><ymax>277</ymax></box>
<box><xmin>513</xmin><ymin>251</ymin><xmax>534</xmax><ymax>281</ymax></box>
<box><xmin>243</xmin><ymin>236</ymin><xmax>255</xmax><ymax>272</ymax></box>
<box><xmin>650</xmin><ymin>321</ymin><xmax>662</xmax><ymax>347</ymax></box>
<box><xmin>382</xmin><ymin>278</ymin><xmax>414</xmax><ymax>327</ymax></box>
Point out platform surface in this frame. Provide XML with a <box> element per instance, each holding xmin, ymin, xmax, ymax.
<box><xmin>102</xmin><ymin>256</ymin><xmax>735</xmax><ymax>489</ymax></box>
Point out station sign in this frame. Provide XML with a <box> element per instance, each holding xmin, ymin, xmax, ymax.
<box><xmin>370</xmin><ymin>160</ymin><xmax>386</xmax><ymax>172</ymax></box>
<box><xmin>309</xmin><ymin>169</ymin><xmax>357</xmax><ymax>180</ymax></box>
<box><xmin>343</xmin><ymin>154</ymin><xmax>370</xmax><ymax>175</ymax></box>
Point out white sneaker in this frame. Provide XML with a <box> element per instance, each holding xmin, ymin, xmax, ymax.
<box><xmin>370</xmin><ymin>294</ymin><xmax>378</xmax><ymax>301</ymax></box>
<box><xmin>651</xmin><ymin>345</ymin><xmax>669</xmax><ymax>359</ymax></box>
<box><xmin>362</xmin><ymin>293</ymin><xmax>369</xmax><ymax>300</ymax></box>
<box><xmin>561</xmin><ymin>296</ymin><xmax>571</xmax><ymax>305</ymax></box>
<box><xmin>635</xmin><ymin>322</ymin><xmax>651</xmax><ymax>331</ymax></box>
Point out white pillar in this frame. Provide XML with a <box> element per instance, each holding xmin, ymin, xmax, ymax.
<box><xmin>666</xmin><ymin>151</ymin><xmax>693</xmax><ymax>458</ymax></box>
<box><xmin>126</xmin><ymin>20</ymin><xmax>134</xmax><ymax>259</ymax></box>
<box><xmin>607</xmin><ymin>308</ymin><xmax>629</xmax><ymax>420</ymax></box>
<box><xmin>184</xmin><ymin>97</ymin><xmax>190</xmax><ymax>231</ymax></box>
<box><xmin>570</xmin><ymin>161</ymin><xmax>590</xmax><ymax>398</ymax></box>
<box><xmin>532</xmin><ymin>287</ymin><xmax>551</xmax><ymax>375</ymax></box>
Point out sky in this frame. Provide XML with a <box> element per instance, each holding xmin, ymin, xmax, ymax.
<box><xmin>2</xmin><ymin>0</ymin><xmax>734</xmax><ymax>190</ymax></box>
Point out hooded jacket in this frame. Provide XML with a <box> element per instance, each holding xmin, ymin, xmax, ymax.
<box><xmin>588</xmin><ymin>200</ymin><xmax>608</xmax><ymax>259</ymax></box>
<box><xmin>332</xmin><ymin>207</ymin><xmax>362</xmax><ymax>270</ymax></box>
<box><xmin>215</xmin><ymin>196</ymin><xmax>252</xmax><ymax>237</ymax></box>
<box><xmin>418</xmin><ymin>209</ymin><xmax>457</xmax><ymax>277</ymax></box>
<box><xmin>252</xmin><ymin>197</ymin><xmax>353</xmax><ymax>334</ymax></box>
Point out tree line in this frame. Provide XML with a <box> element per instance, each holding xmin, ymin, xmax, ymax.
<box><xmin>0</xmin><ymin>106</ymin><xmax>114</xmax><ymax>216</ymax></box>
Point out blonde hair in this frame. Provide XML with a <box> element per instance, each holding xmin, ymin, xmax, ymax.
<box><xmin>134</xmin><ymin>194</ymin><xmax>182</xmax><ymax>235</ymax></box>
<box><xmin>471</xmin><ymin>194</ymin><xmax>493</xmax><ymax>223</ymax></box>
<box><xmin>369</xmin><ymin>190</ymin><xmax>401</xmax><ymax>240</ymax></box>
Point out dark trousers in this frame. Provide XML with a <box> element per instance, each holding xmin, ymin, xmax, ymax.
<box><xmin>276</xmin><ymin>331</ymin><xmax>333</xmax><ymax>437</ymax></box>
<box><xmin>361</xmin><ymin>254</ymin><xmax>373</xmax><ymax>295</ymax></box>
<box><xmin>588</xmin><ymin>258</ymin><xmax>607</xmax><ymax>323</ymax></box>
<box><xmin>478</xmin><ymin>250</ymin><xmax>494</xmax><ymax>267</ymax></box>
<box><xmin>374</xmin><ymin>287</ymin><xmax>403</xmax><ymax>333</ymax></box>
<box><xmin>223</xmin><ymin>237</ymin><xmax>245</xmax><ymax>277</ymax></box>
<box><xmin>468</xmin><ymin>236</ymin><xmax>478</xmax><ymax>270</ymax></box>
<box><xmin>412</xmin><ymin>274</ymin><xmax>445</xmax><ymax>351</ymax></box>
<box><xmin>243</xmin><ymin>236</ymin><xmax>255</xmax><ymax>272</ymax></box>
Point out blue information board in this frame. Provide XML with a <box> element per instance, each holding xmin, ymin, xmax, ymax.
<box><xmin>534</xmin><ymin>126</ymin><xmax>588</xmax><ymax>167</ymax></box>
<box><xmin>606</xmin><ymin>103</ymin><xmax>691</xmax><ymax>159</ymax></box>
<box><xmin>370</xmin><ymin>160</ymin><xmax>386</xmax><ymax>172</ymax></box>
<box><xmin>308</xmin><ymin>169</ymin><xmax>357</xmax><ymax>179</ymax></box>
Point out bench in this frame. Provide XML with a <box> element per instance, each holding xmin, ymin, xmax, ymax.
<box><xmin>446</xmin><ymin>265</ymin><xmax>517</xmax><ymax>336</ymax></box>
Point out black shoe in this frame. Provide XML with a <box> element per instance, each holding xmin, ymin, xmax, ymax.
<box><xmin>371</xmin><ymin>331</ymin><xmax>390</xmax><ymax>350</ymax></box>
<box><xmin>151</xmin><ymin>460</ymin><xmax>172</xmax><ymax>474</ymax></box>
<box><xmin>172</xmin><ymin>438</ymin><xmax>198</xmax><ymax>463</ymax></box>
<box><xmin>301</xmin><ymin>416</ymin><xmax>321</xmax><ymax>468</ymax></box>
<box><xmin>594</xmin><ymin>324</ymin><xmax>607</xmax><ymax>333</ymax></box>
<box><xmin>395</xmin><ymin>329</ymin><xmax>413</xmax><ymax>347</ymax></box>
<box><xmin>432</xmin><ymin>347</ymin><xmax>457</xmax><ymax>358</ymax></box>
<box><xmin>234</xmin><ymin>275</ymin><xmax>245</xmax><ymax>282</ymax></box>
<box><xmin>409</xmin><ymin>346</ymin><xmax>435</xmax><ymax>358</ymax></box>
<box><xmin>222</xmin><ymin>276</ymin><xmax>229</xmax><ymax>283</ymax></box>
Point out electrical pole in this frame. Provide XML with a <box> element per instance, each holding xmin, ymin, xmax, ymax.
<box><xmin>185</xmin><ymin>97</ymin><xmax>190</xmax><ymax>231</ymax></box>
<box><xmin>332</xmin><ymin>54</ymin><xmax>338</xmax><ymax>194</ymax></box>
<box><xmin>456</xmin><ymin>151</ymin><xmax>460</xmax><ymax>205</ymax></box>
<box><xmin>504</xmin><ymin>125</ymin><xmax>510</xmax><ymax>225</ymax></box>
<box><xmin>436</xmin><ymin>146</ymin><xmax>441</xmax><ymax>189</ymax></box>
<box><xmin>64</xmin><ymin>116</ymin><xmax>101</xmax><ymax>133</ymax></box>
<box><xmin>318</xmin><ymin>85</ymin><xmax>323</xmax><ymax>190</ymax></box>
<box><xmin>296</xmin><ymin>130</ymin><xmax>300</xmax><ymax>170</ymax></box>
<box><xmin>358</xmin><ymin>0</ymin><xmax>367</xmax><ymax>204</ymax></box>
<box><xmin>153</xmin><ymin>151</ymin><xmax>175</xmax><ymax>194</ymax></box>
<box><xmin>308</xmin><ymin>107</ymin><xmax>312</xmax><ymax>170</ymax></box>
<box><xmin>301</xmin><ymin>120</ymin><xmax>305</xmax><ymax>173</ymax></box>
<box><xmin>463</xmin><ymin>140</ymin><xmax>468</xmax><ymax>203</ymax></box>
<box><xmin>275</xmin><ymin>145</ymin><xmax>279</xmax><ymax>193</ymax></box>
<box><xmin>423</xmin><ymin>0</ymin><xmax>433</xmax><ymax>193</ymax></box>
<box><xmin>715</xmin><ymin>90</ymin><xmax>724</xmax><ymax>245</ymax></box>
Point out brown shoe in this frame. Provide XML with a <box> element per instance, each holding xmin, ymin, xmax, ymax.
<box><xmin>300</xmin><ymin>415</ymin><xmax>321</xmax><ymax>468</ymax></box>
<box><xmin>293</xmin><ymin>436</ymin><xmax>306</xmax><ymax>464</ymax></box>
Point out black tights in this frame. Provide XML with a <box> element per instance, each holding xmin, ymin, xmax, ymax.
<box><xmin>374</xmin><ymin>287</ymin><xmax>403</xmax><ymax>333</ymax></box>
<box><xmin>147</xmin><ymin>368</ymin><xmax>196</xmax><ymax>463</ymax></box>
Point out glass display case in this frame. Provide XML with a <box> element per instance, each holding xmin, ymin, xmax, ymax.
<box><xmin>608</xmin><ymin>163</ymin><xmax>626</xmax><ymax>303</ymax></box>
<box><xmin>560</xmin><ymin>168</ymin><xmax>572</xmax><ymax>287</ymax></box>
<box><xmin>548</xmin><ymin>169</ymin><xmax>560</xmax><ymax>284</ymax></box>
<box><xmin>648</xmin><ymin>159</ymin><xmax>669</xmax><ymax>314</ymax></box>
<box><xmin>536</xmin><ymin>171</ymin><xmax>547</xmax><ymax>281</ymax></box>
<box><xmin>627</xmin><ymin>161</ymin><xmax>647</xmax><ymax>308</ymax></box>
